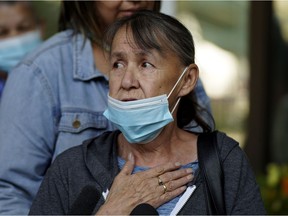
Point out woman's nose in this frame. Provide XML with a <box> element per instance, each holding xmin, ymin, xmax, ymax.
<box><xmin>121</xmin><ymin>68</ymin><xmax>139</xmax><ymax>90</ymax></box>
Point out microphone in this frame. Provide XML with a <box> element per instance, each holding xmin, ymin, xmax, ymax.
<box><xmin>68</xmin><ymin>186</ymin><xmax>101</xmax><ymax>215</ymax></box>
<box><xmin>130</xmin><ymin>203</ymin><xmax>159</xmax><ymax>215</ymax></box>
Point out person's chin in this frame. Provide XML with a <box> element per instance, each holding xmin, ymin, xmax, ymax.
<box><xmin>118</xmin><ymin>10</ymin><xmax>138</xmax><ymax>18</ymax></box>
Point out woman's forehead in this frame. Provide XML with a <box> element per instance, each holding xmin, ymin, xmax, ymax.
<box><xmin>111</xmin><ymin>25</ymin><xmax>168</xmax><ymax>57</ymax></box>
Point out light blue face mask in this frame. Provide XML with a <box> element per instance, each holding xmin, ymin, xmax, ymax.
<box><xmin>103</xmin><ymin>67</ymin><xmax>189</xmax><ymax>144</ymax></box>
<box><xmin>0</xmin><ymin>30</ymin><xmax>42</xmax><ymax>73</ymax></box>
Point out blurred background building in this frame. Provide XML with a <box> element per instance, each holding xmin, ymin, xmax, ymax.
<box><xmin>30</xmin><ymin>1</ymin><xmax>288</xmax><ymax>213</ymax></box>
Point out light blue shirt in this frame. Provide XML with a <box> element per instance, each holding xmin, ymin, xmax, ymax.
<box><xmin>0</xmin><ymin>30</ymin><xmax>210</xmax><ymax>215</ymax></box>
<box><xmin>118</xmin><ymin>157</ymin><xmax>199</xmax><ymax>216</ymax></box>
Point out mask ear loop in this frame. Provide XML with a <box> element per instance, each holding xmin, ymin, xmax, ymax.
<box><xmin>171</xmin><ymin>97</ymin><xmax>181</xmax><ymax>114</ymax></box>
<box><xmin>168</xmin><ymin>67</ymin><xmax>189</xmax><ymax>114</ymax></box>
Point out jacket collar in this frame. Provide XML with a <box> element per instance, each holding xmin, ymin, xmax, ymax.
<box><xmin>72</xmin><ymin>32</ymin><xmax>107</xmax><ymax>81</ymax></box>
<box><xmin>82</xmin><ymin>131</ymin><xmax>121</xmax><ymax>190</ymax></box>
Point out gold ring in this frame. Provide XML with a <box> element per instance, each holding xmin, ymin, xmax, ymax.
<box><xmin>158</xmin><ymin>177</ymin><xmax>163</xmax><ymax>186</ymax></box>
<box><xmin>162</xmin><ymin>184</ymin><xmax>167</xmax><ymax>194</ymax></box>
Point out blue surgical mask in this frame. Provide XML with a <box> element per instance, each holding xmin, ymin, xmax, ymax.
<box><xmin>103</xmin><ymin>67</ymin><xmax>188</xmax><ymax>144</ymax></box>
<box><xmin>0</xmin><ymin>30</ymin><xmax>42</xmax><ymax>73</ymax></box>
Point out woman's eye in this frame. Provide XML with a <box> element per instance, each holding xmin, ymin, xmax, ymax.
<box><xmin>113</xmin><ymin>62</ymin><xmax>124</xmax><ymax>69</ymax></box>
<box><xmin>142</xmin><ymin>62</ymin><xmax>153</xmax><ymax>68</ymax></box>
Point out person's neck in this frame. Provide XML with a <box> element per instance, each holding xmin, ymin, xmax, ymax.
<box><xmin>92</xmin><ymin>43</ymin><xmax>110</xmax><ymax>77</ymax></box>
<box><xmin>117</xmin><ymin>123</ymin><xmax>198</xmax><ymax>167</ymax></box>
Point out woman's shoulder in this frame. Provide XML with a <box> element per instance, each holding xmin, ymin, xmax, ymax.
<box><xmin>48</xmin><ymin>131</ymin><xmax>120</xmax><ymax>181</ymax></box>
<box><xmin>214</xmin><ymin>131</ymin><xmax>241</xmax><ymax>161</ymax></box>
<box><xmin>23</xmin><ymin>30</ymin><xmax>76</xmax><ymax>64</ymax></box>
<box><xmin>83</xmin><ymin>130</ymin><xmax>121</xmax><ymax>156</ymax></box>
<box><xmin>198</xmin><ymin>131</ymin><xmax>239</xmax><ymax>151</ymax></box>
<box><xmin>53</xmin><ymin>143</ymin><xmax>85</xmax><ymax>167</ymax></box>
<box><xmin>215</xmin><ymin>131</ymin><xmax>239</xmax><ymax>149</ymax></box>
<box><xmin>8</xmin><ymin>30</ymin><xmax>94</xmax><ymax>92</ymax></box>
<box><xmin>54</xmin><ymin>131</ymin><xmax>121</xmax><ymax>165</ymax></box>
<box><xmin>8</xmin><ymin>30</ymin><xmax>76</xmax><ymax>79</ymax></box>
<box><xmin>16</xmin><ymin>30</ymin><xmax>89</xmax><ymax>71</ymax></box>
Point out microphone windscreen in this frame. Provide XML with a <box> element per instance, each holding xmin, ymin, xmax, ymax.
<box><xmin>130</xmin><ymin>203</ymin><xmax>159</xmax><ymax>215</ymax></box>
<box><xmin>68</xmin><ymin>185</ymin><xmax>101</xmax><ymax>215</ymax></box>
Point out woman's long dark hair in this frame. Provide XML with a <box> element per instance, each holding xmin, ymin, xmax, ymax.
<box><xmin>58</xmin><ymin>1</ymin><xmax>161</xmax><ymax>46</ymax></box>
<box><xmin>104</xmin><ymin>10</ymin><xmax>214</xmax><ymax>132</ymax></box>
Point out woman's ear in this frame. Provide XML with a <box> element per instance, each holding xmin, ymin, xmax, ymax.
<box><xmin>179</xmin><ymin>63</ymin><xmax>199</xmax><ymax>97</ymax></box>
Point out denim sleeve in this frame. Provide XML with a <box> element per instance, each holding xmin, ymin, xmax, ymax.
<box><xmin>0</xmin><ymin>64</ymin><xmax>57</xmax><ymax>214</ymax></box>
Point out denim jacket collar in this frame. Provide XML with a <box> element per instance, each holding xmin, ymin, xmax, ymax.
<box><xmin>72</xmin><ymin>32</ymin><xmax>107</xmax><ymax>81</ymax></box>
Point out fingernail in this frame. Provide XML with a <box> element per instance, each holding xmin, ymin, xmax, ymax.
<box><xmin>128</xmin><ymin>152</ymin><xmax>134</xmax><ymax>163</ymax></box>
<box><xmin>181</xmin><ymin>186</ymin><xmax>187</xmax><ymax>191</ymax></box>
<box><xmin>186</xmin><ymin>168</ymin><xmax>193</xmax><ymax>173</ymax></box>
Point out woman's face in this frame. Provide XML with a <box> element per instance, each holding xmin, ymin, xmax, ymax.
<box><xmin>95</xmin><ymin>1</ymin><xmax>155</xmax><ymax>27</ymax></box>
<box><xmin>0</xmin><ymin>3</ymin><xmax>38</xmax><ymax>39</ymax></box>
<box><xmin>108</xmin><ymin>26</ymin><xmax>185</xmax><ymax>102</ymax></box>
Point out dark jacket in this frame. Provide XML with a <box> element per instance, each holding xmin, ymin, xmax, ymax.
<box><xmin>29</xmin><ymin>130</ymin><xmax>266</xmax><ymax>215</ymax></box>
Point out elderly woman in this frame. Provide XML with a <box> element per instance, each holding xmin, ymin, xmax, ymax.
<box><xmin>0</xmin><ymin>2</ymin><xmax>212</xmax><ymax>214</ymax></box>
<box><xmin>29</xmin><ymin>10</ymin><xmax>265</xmax><ymax>215</ymax></box>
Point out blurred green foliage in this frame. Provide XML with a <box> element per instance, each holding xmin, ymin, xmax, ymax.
<box><xmin>258</xmin><ymin>163</ymin><xmax>288</xmax><ymax>214</ymax></box>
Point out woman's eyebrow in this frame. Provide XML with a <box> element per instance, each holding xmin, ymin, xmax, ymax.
<box><xmin>110</xmin><ymin>49</ymin><xmax>153</xmax><ymax>59</ymax></box>
<box><xmin>110</xmin><ymin>51</ymin><xmax>126</xmax><ymax>60</ymax></box>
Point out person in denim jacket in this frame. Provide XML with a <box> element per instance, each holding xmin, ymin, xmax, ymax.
<box><xmin>0</xmin><ymin>1</ymin><xmax>211</xmax><ymax>215</ymax></box>
<box><xmin>0</xmin><ymin>1</ymin><xmax>43</xmax><ymax>99</ymax></box>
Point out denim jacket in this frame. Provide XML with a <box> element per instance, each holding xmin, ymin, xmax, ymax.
<box><xmin>0</xmin><ymin>30</ymin><xmax>211</xmax><ymax>215</ymax></box>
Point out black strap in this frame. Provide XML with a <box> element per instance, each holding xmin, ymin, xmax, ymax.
<box><xmin>197</xmin><ymin>131</ymin><xmax>226</xmax><ymax>215</ymax></box>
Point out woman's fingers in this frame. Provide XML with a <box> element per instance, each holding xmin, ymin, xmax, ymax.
<box><xmin>121</xmin><ymin>157</ymin><xmax>193</xmax><ymax>185</ymax></box>
<box><xmin>142</xmin><ymin>174</ymin><xmax>191</xmax><ymax>208</ymax></box>
<box><xmin>137</xmin><ymin>162</ymin><xmax>193</xmax><ymax>186</ymax></box>
<box><xmin>158</xmin><ymin>167</ymin><xmax>193</xmax><ymax>183</ymax></box>
<box><xmin>138</xmin><ymin>161</ymin><xmax>182</xmax><ymax>179</ymax></box>
<box><xmin>130</xmin><ymin>164</ymin><xmax>193</xmax><ymax>207</ymax></box>
<box><xmin>119</xmin><ymin>153</ymin><xmax>135</xmax><ymax>176</ymax></box>
<box><xmin>102</xmin><ymin>159</ymin><xmax>194</xmax><ymax>213</ymax></box>
<box><xmin>161</xmin><ymin>172</ymin><xmax>193</xmax><ymax>192</ymax></box>
<box><xmin>149</xmin><ymin>173</ymin><xmax>193</xmax><ymax>208</ymax></box>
